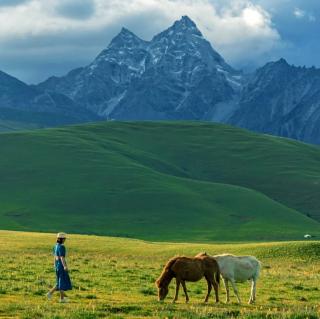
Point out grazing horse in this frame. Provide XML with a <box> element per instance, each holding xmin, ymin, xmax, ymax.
<box><xmin>196</xmin><ymin>252</ymin><xmax>261</xmax><ymax>304</ymax></box>
<box><xmin>155</xmin><ymin>255</ymin><xmax>220</xmax><ymax>303</ymax></box>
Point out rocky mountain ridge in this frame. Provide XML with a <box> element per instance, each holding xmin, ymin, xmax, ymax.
<box><xmin>229</xmin><ymin>58</ymin><xmax>320</xmax><ymax>144</ymax></box>
<box><xmin>0</xmin><ymin>70</ymin><xmax>98</xmax><ymax>126</ymax></box>
<box><xmin>39</xmin><ymin>16</ymin><xmax>241</xmax><ymax>120</ymax></box>
<box><xmin>1</xmin><ymin>16</ymin><xmax>320</xmax><ymax>144</ymax></box>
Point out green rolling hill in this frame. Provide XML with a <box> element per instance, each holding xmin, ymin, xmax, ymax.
<box><xmin>0</xmin><ymin>121</ymin><xmax>319</xmax><ymax>241</ymax></box>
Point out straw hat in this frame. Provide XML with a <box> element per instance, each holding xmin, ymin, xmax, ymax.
<box><xmin>56</xmin><ymin>232</ymin><xmax>67</xmax><ymax>239</ymax></box>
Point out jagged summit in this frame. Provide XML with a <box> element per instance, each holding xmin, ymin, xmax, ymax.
<box><xmin>153</xmin><ymin>15</ymin><xmax>202</xmax><ymax>42</ymax></box>
<box><xmin>37</xmin><ymin>15</ymin><xmax>238</xmax><ymax>120</ymax></box>
<box><xmin>116</xmin><ymin>27</ymin><xmax>143</xmax><ymax>40</ymax></box>
<box><xmin>108</xmin><ymin>27</ymin><xmax>146</xmax><ymax>49</ymax></box>
<box><xmin>277</xmin><ymin>58</ymin><xmax>289</xmax><ymax>65</ymax></box>
<box><xmin>267</xmin><ymin>58</ymin><xmax>290</xmax><ymax>69</ymax></box>
<box><xmin>3</xmin><ymin>16</ymin><xmax>320</xmax><ymax>145</ymax></box>
<box><xmin>120</xmin><ymin>27</ymin><xmax>133</xmax><ymax>35</ymax></box>
<box><xmin>173</xmin><ymin>15</ymin><xmax>198</xmax><ymax>30</ymax></box>
<box><xmin>263</xmin><ymin>58</ymin><xmax>290</xmax><ymax>70</ymax></box>
<box><xmin>181</xmin><ymin>15</ymin><xmax>196</xmax><ymax>24</ymax></box>
<box><xmin>266</xmin><ymin>59</ymin><xmax>320</xmax><ymax>75</ymax></box>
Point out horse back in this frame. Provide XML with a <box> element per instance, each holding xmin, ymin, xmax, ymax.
<box><xmin>171</xmin><ymin>257</ymin><xmax>205</xmax><ymax>282</ymax></box>
<box><xmin>198</xmin><ymin>255</ymin><xmax>219</xmax><ymax>271</ymax></box>
<box><xmin>215</xmin><ymin>255</ymin><xmax>260</xmax><ymax>281</ymax></box>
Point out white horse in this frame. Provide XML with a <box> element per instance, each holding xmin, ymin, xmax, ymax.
<box><xmin>196</xmin><ymin>253</ymin><xmax>261</xmax><ymax>304</ymax></box>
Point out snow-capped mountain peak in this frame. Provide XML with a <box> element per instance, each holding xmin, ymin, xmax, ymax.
<box><xmin>4</xmin><ymin>16</ymin><xmax>320</xmax><ymax>145</ymax></box>
<box><xmin>170</xmin><ymin>15</ymin><xmax>202</xmax><ymax>35</ymax></box>
<box><xmin>152</xmin><ymin>15</ymin><xmax>203</xmax><ymax>43</ymax></box>
<box><xmin>38</xmin><ymin>16</ymin><xmax>239</xmax><ymax>120</ymax></box>
<box><xmin>108</xmin><ymin>27</ymin><xmax>147</xmax><ymax>50</ymax></box>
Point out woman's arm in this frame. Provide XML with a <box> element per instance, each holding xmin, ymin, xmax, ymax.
<box><xmin>60</xmin><ymin>256</ymin><xmax>68</xmax><ymax>271</ymax></box>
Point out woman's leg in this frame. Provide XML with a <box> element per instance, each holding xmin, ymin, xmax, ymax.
<box><xmin>48</xmin><ymin>287</ymin><xmax>57</xmax><ymax>294</ymax></box>
<box><xmin>47</xmin><ymin>269</ymin><xmax>59</xmax><ymax>299</ymax></box>
<box><xmin>60</xmin><ymin>290</ymin><xmax>66</xmax><ymax>300</ymax></box>
<box><xmin>46</xmin><ymin>286</ymin><xmax>57</xmax><ymax>299</ymax></box>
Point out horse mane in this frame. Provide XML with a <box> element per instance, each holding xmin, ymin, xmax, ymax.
<box><xmin>155</xmin><ymin>256</ymin><xmax>179</xmax><ymax>288</ymax></box>
<box><xmin>195</xmin><ymin>252</ymin><xmax>208</xmax><ymax>258</ymax></box>
<box><xmin>215</xmin><ymin>253</ymin><xmax>236</xmax><ymax>257</ymax></box>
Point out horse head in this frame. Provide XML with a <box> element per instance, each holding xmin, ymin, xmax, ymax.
<box><xmin>155</xmin><ymin>277</ymin><xmax>169</xmax><ymax>301</ymax></box>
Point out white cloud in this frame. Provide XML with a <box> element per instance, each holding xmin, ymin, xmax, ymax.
<box><xmin>294</xmin><ymin>7</ymin><xmax>305</xmax><ymax>18</ymax></box>
<box><xmin>55</xmin><ymin>0</ymin><xmax>95</xmax><ymax>19</ymax></box>
<box><xmin>0</xmin><ymin>0</ymin><xmax>281</xmax><ymax>81</ymax></box>
<box><xmin>293</xmin><ymin>7</ymin><xmax>316</xmax><ymax>22</ymax></box>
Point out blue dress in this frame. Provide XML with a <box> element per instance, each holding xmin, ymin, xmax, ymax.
<box><xmin>54</xmin><ymin>243</ymin><xmax>72</xmax><ymax>291</ymax></box>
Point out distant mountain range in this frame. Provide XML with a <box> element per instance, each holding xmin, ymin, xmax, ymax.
<box><xmin>0</xmin><ymin>70</ymin><xmax>98</xmax><ymax>127</ymax></box>
<box><xmin>229</xmin><ymin>59</ymin><xmax>320</xmax><ymax>144</ymax></box>
<box><xmin>1</xmin><ymin>16</ymin><xmax>320</xmax><ymax>144</ymax></box>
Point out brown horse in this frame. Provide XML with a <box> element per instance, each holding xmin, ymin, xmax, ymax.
<box><xmin>155</xmin><ymin>255</ymin><xmax>220</xmax><ymax>303</ymax></box>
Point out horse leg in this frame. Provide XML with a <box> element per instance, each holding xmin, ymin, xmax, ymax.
<box><xmin>230</xmin><ymin>279</ymin><xmax>241</xmax><ymax>304</ymax></box>
<box><xmin>204</xmin><ymin>278</ymin><xmax>212</xmax><ymax>303</ymax></box>
<box><xmin>181</xmin><ymin>280</ymin><xmax>189</xmax><ymax>303</ymax></box>
<box><xmin>223</xmin><ymin>278</ymin><xmax>230</xmax><ymax>303</ymax></box>
<box><xmin>252</xmin><ymin>277</ymin><xmax>257</xmax><ymax>303</ymax></box>
<box><xmin>173</xmin><ymin>279</ymin><xmax>180</xmax><ymax>303</ymax></box>
<box><xmin>248</xmin><ymin>278</ymin><xmax>257</xmax><ymax>304</ymax></box>
<box><xmin>212</xmin><ymin>279</ymin><xmax>219</xmax><ymax>303</ymax></box>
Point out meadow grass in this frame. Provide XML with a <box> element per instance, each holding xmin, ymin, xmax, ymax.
<box><xmin>0</xmin><ymin>230</ymin><xmax>319</xmax><ymax>318</ymax></box>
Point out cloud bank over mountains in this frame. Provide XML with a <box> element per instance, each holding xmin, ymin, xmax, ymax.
<box><xmin>0</xmin><ymin>0</ymin><xmax>318</xmax><ymax>83</ymax></box>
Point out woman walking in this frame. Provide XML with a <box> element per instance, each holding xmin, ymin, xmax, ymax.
<box><xmin>46</xmin><ymin>232</ymin><xmax>72</xmax><ymax>302</ymax></box>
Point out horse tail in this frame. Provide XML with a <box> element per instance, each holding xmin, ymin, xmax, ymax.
<box><xmin>255</xmin><ymin>258</ymin><xmax>262</xmax><ymax>280</ymax></box>
<box><xmin>155</xmin><ymin>256</ymin><xmax>178</xmax><ymax>287</ymax></box>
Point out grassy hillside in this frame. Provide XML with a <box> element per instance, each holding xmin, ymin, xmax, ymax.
<box><xmin>0</xmin><ymin>231</ymin><xmax>319</xmax><ymax>319</ymax></box>
<box><xmin>0</xmin><ymin>121</ymin><xmax>320</xmax><ymax>241</ymax></box>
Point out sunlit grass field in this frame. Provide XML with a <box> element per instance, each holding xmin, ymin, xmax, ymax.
<box><xmin>0</xmin><ymin>231</ymin><xmax>319</xmax><ymax>319</ymax></box>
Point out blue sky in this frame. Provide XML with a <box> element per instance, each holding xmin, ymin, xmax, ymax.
<box><xmin>0</xmin><ymin>0</ymin><xmax>319</xmax><ymax>83</ymax></box>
